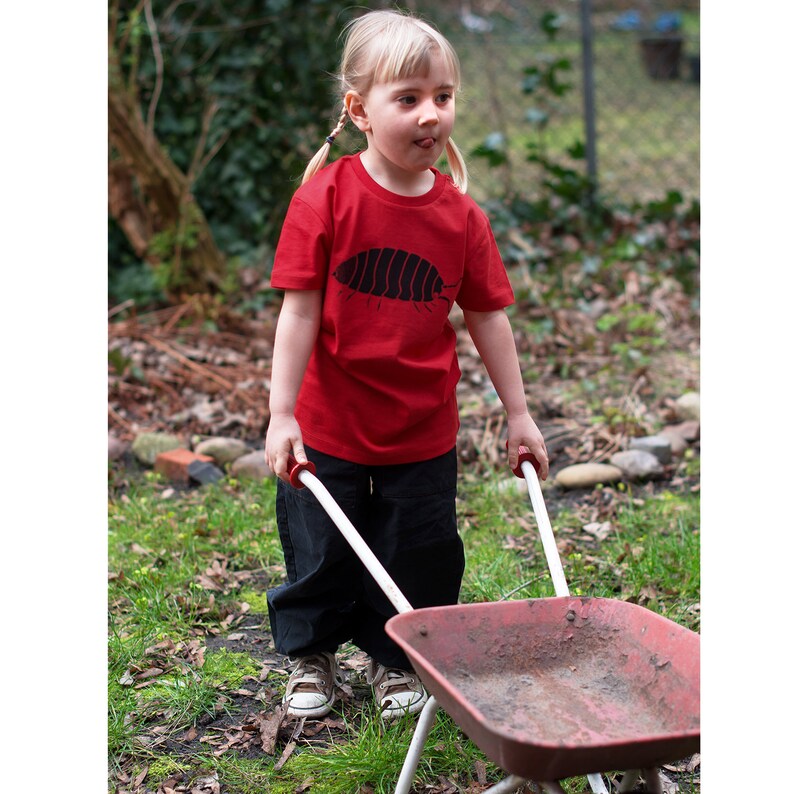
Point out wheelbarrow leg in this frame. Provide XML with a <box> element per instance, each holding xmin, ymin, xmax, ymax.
<box><xmin>616</xmin><ymin>768</ymin><xmax>663</xmax><ymax>793</ymax></box>
<box><xmin>587</xmin><ymin>773</ymin><xmax>609</xmax><ymax>792</ymax></box>
<box><xmin>394</xmin><ymin>696</ymin><xmax>441</xmax><ymax>794</ymax></box>
<box><xmin>481</xmin><ymin>775</ymin><xmax>529</xmax><ymax>793</ymax></box>
<box><xmin>617</xmin><ymin>770</ymin><xmax>640</xmax><ymax>792</ymax></box>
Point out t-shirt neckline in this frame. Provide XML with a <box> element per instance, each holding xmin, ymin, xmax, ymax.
<box><xmin>350</xmin><ymin>153</ymin><xmax>447</xmax><ymax>207</ymax></box>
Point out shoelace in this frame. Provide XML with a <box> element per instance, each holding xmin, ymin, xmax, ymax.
<box><xmin>376</xmin><ymin>667</ymin><xmax>417</xmax><ymax>692</ymax></box>
<box><xmin>286</xmin><ymin>655</ymin><xmax>340</xmax><ymax>696</ymax></box>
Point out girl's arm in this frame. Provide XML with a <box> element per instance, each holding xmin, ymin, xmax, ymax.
<box><xmin>462</xmin><ymin>308</ymin><xmax>549</xmax><ymax>480</ymax></box>
<box><xmin>265</xmin><ymin>289</ymin><xmax>323</xmax><ymax>482</ymax></box>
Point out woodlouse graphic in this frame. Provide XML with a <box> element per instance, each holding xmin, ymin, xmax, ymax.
<box><xmin>332</xmin><ymin>248</ymin><xmax>459</xmax><ymax>310</ymax></box>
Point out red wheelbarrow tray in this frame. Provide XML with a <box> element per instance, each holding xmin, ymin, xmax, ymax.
<box><xmin>386</xmin><ymin>595</ymin><xmax>700</xmax><ymax>782</ymax></box>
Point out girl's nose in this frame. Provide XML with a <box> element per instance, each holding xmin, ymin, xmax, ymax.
<box><xmin>417</xmin><ymin>99</ymin><xmax>439</xmax><ymax>125</ymax></box>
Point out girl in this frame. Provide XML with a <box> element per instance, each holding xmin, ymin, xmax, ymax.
<box><xmin>264</xmin><ymin>8</ymin><xmax>548</xmax><ymax>721</ymax></box>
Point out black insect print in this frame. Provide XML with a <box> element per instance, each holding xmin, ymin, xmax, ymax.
<box><xmin>332</xmin><ymin>248</ymin><xmax>459</xmax><ymax>311</ymax></box>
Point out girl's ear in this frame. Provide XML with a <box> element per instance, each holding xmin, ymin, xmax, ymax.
<box><xmin>345</xmin><ymin>91</ymin><xmax>371</xmax><ymax>132</ymax></box>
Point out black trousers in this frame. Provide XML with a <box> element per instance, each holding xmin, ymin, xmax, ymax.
<box><xmin>267</xmin><ymin>444</ymin><xmax>464</xmax><ymax>668</ymax></box>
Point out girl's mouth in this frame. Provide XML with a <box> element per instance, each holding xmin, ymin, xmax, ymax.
<box><xmin>414</xmin><ymin>137</ymin><xmax>436</xmax><ymax>149</ymax></box>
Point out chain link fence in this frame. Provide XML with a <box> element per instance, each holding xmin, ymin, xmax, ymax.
<box><xmin>411</xmin><ymin>0</ymin><xmax>700</xmax><ymax>206</ymax></box>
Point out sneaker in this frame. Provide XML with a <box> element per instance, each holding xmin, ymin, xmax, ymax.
<box><xmin>367</xmin><ymin>660</ymin><xmax>428</xmax><ymax>720</ymax></box>
<box><xmin>283</xmin><ymin>652</ymin><xmax>344</xmax><ymax>718</ymax></box>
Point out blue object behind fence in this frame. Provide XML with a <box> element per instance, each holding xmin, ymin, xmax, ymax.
<box><xmin>654</xmin><ymin>12</ymin><xmax>682</xmax><ymax>33</ymax></box>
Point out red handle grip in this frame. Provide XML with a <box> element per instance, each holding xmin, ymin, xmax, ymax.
<box><xmin>509</xmin><ymin>443</ymin><xmax>541</xmax><ymax>478</ymax></box>
<box><xmin>286</xmin><ymin>454</ymin><xmax>316</xmax><ymax>489</ymax></box>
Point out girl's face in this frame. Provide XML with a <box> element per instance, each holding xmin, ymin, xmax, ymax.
<box><xmin>346</xmin><ymin>49</ymin><xmax>456</xmax><ymax>192</ymax></box>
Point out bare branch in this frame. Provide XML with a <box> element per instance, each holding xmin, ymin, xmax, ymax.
<box><xmin>116</xmin><ymin>0</ymin><xmax>146</xmax><ymax>65</ymax></box>
<box><xmin>197</xmin><ymin>128</ymin><xmax>231</xmax><ymax>176</ymax></box>
<box><xmin>143</xmin><ymin>0</ymin><xmax>165</xmax><ymax>132</ymax></box>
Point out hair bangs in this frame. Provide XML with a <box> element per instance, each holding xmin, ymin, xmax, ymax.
<box><xmin>343</xmin><ymin>12</ymin><xmax>461</xmax><ymax>94</ymax></box>
<box><xmin>370</xmin><ymin>32</ymin><xmax>460</xmax><ymax>90</ymax></box>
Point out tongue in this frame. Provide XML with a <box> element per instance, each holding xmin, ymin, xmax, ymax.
<box><xmin>415</xmin><ymin>138</ymin><xmax>435</xmax><ymax>149</ymax></box>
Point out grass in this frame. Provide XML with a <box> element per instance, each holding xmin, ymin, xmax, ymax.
<box><xmin>108</xmin><ymin>467</ymin><xmax>700</xmax><ymax>793</ymax></box>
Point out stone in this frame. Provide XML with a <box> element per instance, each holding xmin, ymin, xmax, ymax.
<box><xmin>187</xmin><ymin>459</ymin><xmax>225</xmax><ymax>486</ymax></box>
<box><xmin>108</xmin><ymin>433</ymin><xmax>128</xmax><ymax>461</ymax></box>
<box><xmin>497</xmin><ymin>477</ymin><xmax>526</xmax><ymax>496</ymax></box>
<box><xmin>194</xmin><ymin>437</ymin><xmax>251</xmax><ymax>467</ymax></box>
<box><xmin>610</xmin><ymin>449</ymin><xmax>664</xmax><ymax>481</ymax></box>
<box><xmin>677</xmin><ymin>420</ymin><xmax>700</xmax><ymax>442</ymax></box>
<box><xmin>155</xmin><ymin>448</ymin><xmax>214</xmax><ymax>485</ymax></box>
<box><xmin>659</xmin><ymin>426</ymin><xmax>688</xmax><ymax>456</ymax></box>
<box><xmin>629</xmin><ymin>435</ymin><xmax>673</xmax><ymax>465</ymax></box>
<box><xmin>230</xmin><ymin>450</ymin><xmax>273</xmax><ymax>481</ymax></box>
<box><xmin>131</xmin><ymin>432</ymin><xmax>182</xmax><ymax>466</ymax></box>
<box><xmin>555</xmin><ymin>463</ymin><xmax>623</xmax><ymax>490</ymax></box>
<box><xmin>674</xmin><ymin>392</ymin><xmax>700</xmax><ymax>421</ymax></box>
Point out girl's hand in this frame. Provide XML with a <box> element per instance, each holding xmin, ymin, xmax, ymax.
<box><xmin>265</xmin><ymin>413</ymin><xmax>308</xmax><ymax>483</ymax></box>
<box><xmin>507</xmin><ymin>412</ymin><xmax>549</xmax><ymax>480</ymax></box>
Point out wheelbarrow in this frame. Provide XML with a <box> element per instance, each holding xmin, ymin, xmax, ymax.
<box><xmin>285</xmin><ymin>449</ymin><xmax>700</xmax><ymax>793</ymax></box>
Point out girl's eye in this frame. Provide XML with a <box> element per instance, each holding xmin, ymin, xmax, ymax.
<box><xmin>398</xmin><ymin>96</ymin><xmax>416</xmax><ymax>105</ymax></box>
<box><xmin>436</xmin><ymin>93</ymin><xmax>452</xmax><ymax>104</ymax></box>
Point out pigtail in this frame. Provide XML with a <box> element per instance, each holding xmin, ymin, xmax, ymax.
<box><xmin>301</xmin><ymin>108</ymin><xmax>349</xmax><ymax>185</ymax></box>
<box><xmin>445</xmin><ymin>137</ymin><xmax>469</xmax><ymax>195</ymax></box>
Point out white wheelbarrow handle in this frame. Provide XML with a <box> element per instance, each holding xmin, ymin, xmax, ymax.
<box><xmin>511</xmin><ymin>445</ymin><xmax>570</xmax><ymax>598</ymax></box>
<box><xmin>286</xmin><ymin>455</ymin><xmax>414</xmax><ymax>615</ymax></box>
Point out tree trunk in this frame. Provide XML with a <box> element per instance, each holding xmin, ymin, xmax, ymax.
<box><xmin>108</xmin><ymin>75</ymin><xmax>226</xmax><ymax>298</ymax></box>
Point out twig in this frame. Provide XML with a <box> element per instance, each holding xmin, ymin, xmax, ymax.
<box><xmin>108</xmin><ymin>404</ymin><xmax>133</xmax><ymax>431</ymax></box>
<box><xmin>173</xmin><ymin>99</ymin><xmax>221</xmax><ymax>280</ymax></box>
<box><xmin>108</xmin><ymin>299</ymin><xmax>135</xmax><ymax>319</ymax></box>
<box><xmin>499</xmin><ymin>573</ymin><xmax>548</xmax><ymax>601</ymax></box>
<box><xmin>143</xmin><ymin>334</ymin><xmax>235</xmax><ymax>391</ymax></box>
<box><xmin>162</xmin><ymin>298</ymin><xmax>196</xmax><ymax>333</ymax></box>
<box><xmin>115</xmin><ymin>0</ymin><xmax>146</xmax><ymax>62</ymax></box>
<box><xmin>143</xmin><ymin>0</ymin><xmax>164</xmax><ymax>132</ymax></box>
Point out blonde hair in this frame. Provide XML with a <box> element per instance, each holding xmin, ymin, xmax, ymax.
<box><xmin>302</xmin><ymin>9</ymin><xmax>469</xmax><ymax>193</ymax></box>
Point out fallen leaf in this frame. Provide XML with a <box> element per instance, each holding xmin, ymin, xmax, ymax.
<box><xmin>274</xmin><ymin>739</ymin><xmax>297</xmax><ymax>771</ymax></box>
<box><xmin>582</xmin><ymin>521</ymin><xmax>613</xmax><ymax>541</ymax></box>
<box><xmin>190</xmin><ymin>773</ymin><xmax>220</xmax><ymax>794</ymax></box>
<box><xmin>136</xmin><ymin>667</ymin><xmax>165</xmax><ymax>680</ymax></box>
<box><xmin>474</xmin><ymin>758</ymin><xmax>487</xmax><ymax>785</ymax></box>
<box><xmin>257</xmin><ymin>704</ymin><xmax>287</xmax><ymax>755</ymax></box>
<box><xmin>132</xmin><ymin>765</ymin><xmax>149</xmax><ymax>788</ymax></box>
<box><xmin>658</xmin><ymin>770</ymin><xmax>679</xmax><ymax>794</ymax></box>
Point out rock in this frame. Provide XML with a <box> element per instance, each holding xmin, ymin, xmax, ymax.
<box><xmin>108</xmin><ymin>433</ymin><xmax>128</xmax><ymax>461</ymax></box>
<box><xmin>610</xmin><ymin>449</ymin><xmax>664</xmax><ymax>481</ymax></box>
<box><xmin>659</xmin><ymin>420</ymin><xmax>699</xmax><ymax>455</ymax></box>
<box><xmin>677</xmin><ymin>420</ymin><xmax>700</xmax><ymax>442</ymax></box>
<box><xmin>188</xmin><ymin>459</ymin><xmax>225</xmax><ymax>486</ymax></box>
<box><xmin>674</xmin><ymin>392</ymin><xmax>700</xmax><ymax>421</ymax></box>
<box><xmin>659</xmin><ymin>426</ymin><xmax>688</xmax><ymax>456</ymax></box>
<box><xmin>555</xmin><ymin>463</ymin><xmax>623</xmax><ymax>489</ymax></box>
<box><xmin>131</xmin><ymin>432</ymin><xmax>182</xmax><ymax>466</ymax></box>
<box><xmin>497</xmin><ymin>476</ymin><xmax>532</xmax><ymax>496</ymax></box>
<box><xmin>230</xmin><ymin>450</ymin><xmax>273</xmax><ymax>481</ymax></box>
<box><xmin>629</xmin><ymin>435</ymin><xmax>673</xmax><ymax>465</ymax></box>
<box><xmin>194</xmin><ymin>437</ymin><xmax>251</xmax><ymax>467</ymax></box>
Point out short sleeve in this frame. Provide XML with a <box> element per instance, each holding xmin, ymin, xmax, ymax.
<box><xmin>455</xmin><ymin>216</ymin><xmax>514</xmax><ymax>311</ymax></box>
<box><xmin>270</xmin><ymin>196</ymin><xmax>331</xmax><ymax>290</ymax></box>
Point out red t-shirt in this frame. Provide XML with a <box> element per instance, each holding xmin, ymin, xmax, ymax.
<box><xmin>271</xmin><ymin>154</ymin><xmax>514</xmax><ymax>465</ymax></box>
